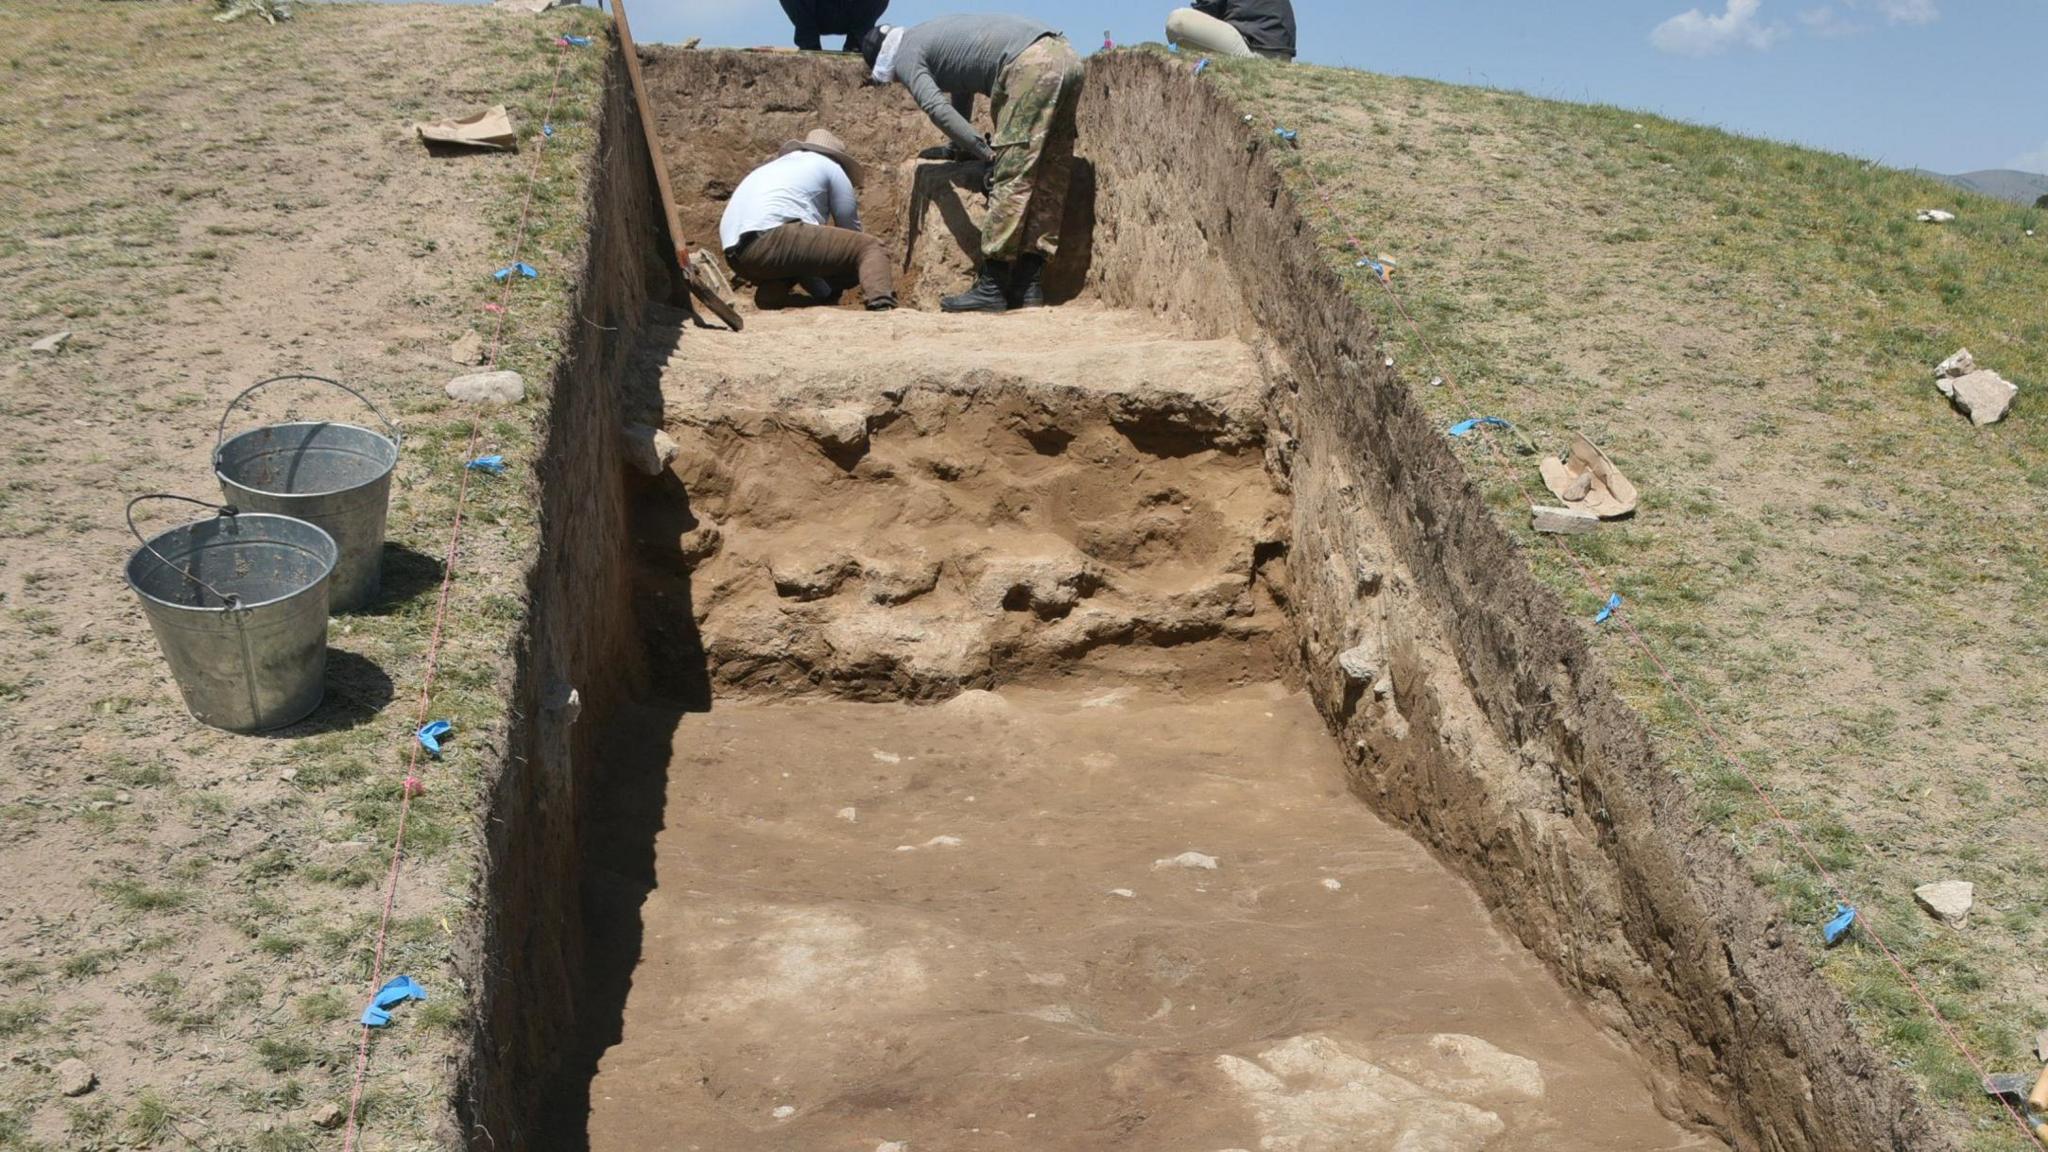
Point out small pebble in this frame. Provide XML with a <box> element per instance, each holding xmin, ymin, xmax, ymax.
<box><xmin>1153</xmin><ymin>851</ymin><xmax>1218</xmax><ymax>871</ymax></box>
<box><xmin>1108</xmin><ymin>888</ymin><xmax>1136</xmax><ymax>899</ymax></box>
<box><xmin>311</xmin><ymin>1103</ymin><xmax>345</xmax><ymax>1130</ymax></box>
<box><xmin>1320</xmin><ymin>878</ymin><xmax>1343</xmax><ymax>891</ymax></box>
<box><xmin>771</xmin><ymin>1105</ymin><xmax>796</xmax><ymax>1120</ymax></box>
<box><xmin>836</xmin><ymin>807</ymin><xmax>857</xmax><ymax>822</ymax></box>
<box><xmin>55</xmin><ymin>1058</ymin><xmax>95</xmax><ymax>1097</ymax></box>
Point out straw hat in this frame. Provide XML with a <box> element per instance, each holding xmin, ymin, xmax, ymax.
<box><xmin>780</xmin><ymin>129</ymin><xmax>864</xmax><ymax>184</ymax></box>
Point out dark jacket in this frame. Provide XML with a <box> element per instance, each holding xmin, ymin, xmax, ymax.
<box><xmin>779</xmin><ymin>0</ymin><xmax>889</xmax><ymax>51</ymax></box>
<box><xmin>1192</xmin><ymin>0</ymin><xmax>1296</xmax><ymax>59</ymax></box>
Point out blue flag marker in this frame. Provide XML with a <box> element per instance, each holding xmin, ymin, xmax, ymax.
<box><xmin>558</xmin><ymin>34</ymin><xmax>591</xmax><ymax>47</ymax></box>
<box><xmin>1356</xmin><ymin>256</ymin><xmax>1391</xmax><ymax>282</ymax></box>
<box><xmin>360</xmin><ymin>975</ymin><xmax>429</xmax><ymax>1028</ymax></box>
<box><xmin>1193</xmin><ymin>57</ymin><xmax>1210</xmax><ymax>76</ymax></box>
<box><xmin>1273</xmin><ymin>127</ymin><xmax>1298</xmax><ymax>144</ymax></box>
<box><xmin>417</xmin><ymin>719</ymin><xmax>454</xmax><ymax>758</ymax></box>
<box><xmin>466</xmin><ymin>454</ymin><xmax>506</xmax><ymax>474</ymax></box>
<box><xmin>1823</xmin><ymin>904</ymin><xmax>1857</xmax><ymax>947</ymax></box>
<box><xmin>1594</xmin><ymin>593</ymin><xmax>1622</xmax><ymax>624</ymax></box>
<box><xmin>493</xmin><ymin>262</ymin><xmax>538</xmax><ymax>283</ymax></box>
<box><xmin>1448</xmin><ymin>416</ymin><xmax>1511</xmax><ymax>438</ymax></box>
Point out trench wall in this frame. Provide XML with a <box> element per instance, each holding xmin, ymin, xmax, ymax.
<box><xmin>451</xmin><ymin>33</ymin><xmax>662</xmax><ymax>1150</ymax></box>
<box><xmin>1076</xmin><ymin>53</ymin><xmax>1939</xmax><ymax>1152</ymax></box>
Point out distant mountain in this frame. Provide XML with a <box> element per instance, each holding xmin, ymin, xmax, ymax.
<box><xmin>1917</xmin><ymin>168</ymin><xmax>2048</xmax><ymax>206</ymax></box>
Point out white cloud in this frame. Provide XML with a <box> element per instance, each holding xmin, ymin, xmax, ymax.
<box><xmin>1799</xmin><ymin>5</ymin><xmax>1862</xmax><ymax>36</ymax></box>
<box><xmin>1868</xmin><ymin>0</ymin><xmax>1939</xmax><ymax>24</ymax></box>
<box><xmin>2012</xmin><ymin>144</ymin><xmax>2048</xmax><ymax>176</ymax></box>
<box><xmin>1651</xmin><ymin>0</ymin><xmax>1787</xmax><ymax>55</ymax></box>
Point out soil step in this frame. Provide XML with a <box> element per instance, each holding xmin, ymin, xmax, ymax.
<box><xmin>638</xmin><ymin>307</ymin><xmax>1290</xmax><ymax>701</ymax></box>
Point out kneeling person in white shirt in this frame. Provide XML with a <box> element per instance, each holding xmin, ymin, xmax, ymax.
<box><xmin>718</xmin><ymin>129</ymin><xmax>896</xmax><ymax>311</ymax></box>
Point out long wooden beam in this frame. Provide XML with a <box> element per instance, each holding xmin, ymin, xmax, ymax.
<box><xmin>610</xmin><ymin>0</ymin><xmax>741</xmax><ymax>329</ymax></box>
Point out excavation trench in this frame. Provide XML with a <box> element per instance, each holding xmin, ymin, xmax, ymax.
<box><xmin>455</xmin><ymin>41</ymin><xmax>1939</xmax><ymax>1152</ymax></box>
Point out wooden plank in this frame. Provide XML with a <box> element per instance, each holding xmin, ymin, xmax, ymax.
<box><xmin>610</xmin><ymin>0</ymin><xmax>742</xmax><ymax>330</ymax></box>
<box><xmin>611</xmin><ymin>0</ymin><xmax>686</xmax><ymax>266</ymax></box>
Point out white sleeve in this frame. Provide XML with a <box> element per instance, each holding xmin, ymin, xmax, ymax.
<box><xmin>826</xmin><ymin>160</ymin><xmax>862</xmax><ymax>233</ymax></box>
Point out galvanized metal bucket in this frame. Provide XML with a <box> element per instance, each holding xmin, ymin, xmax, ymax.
<box><xmin>125</xmin><ymin>495</ymin><xmax>337</xmax><ymax>733</ymax></box>
<box><xmin>214</xmin><ymin>375</ymin><xmax>400</xmax><ymax>613</ymax></box>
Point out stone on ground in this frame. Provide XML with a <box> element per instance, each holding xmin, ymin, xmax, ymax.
<box><xmin>1155</xmin><ymin>850</ymin><xmax>1219</xmax><ymax>870</ymax></box>
<box><xmin>448</xmin><ymin>329</ymin><xmax>485</xmax><ymax>365</ymax></box>
<box><xmin>1337</xmin><ymin>641</ymin><xmax>1381</xmax><ymax>683</ymax></box>
<box><xmin>1935</xmin><ymin>348</ymin><xmax>1976</xmax><ymax>379</ymax></box>
<box><xmin>311</xmin><ymin>1102</ymin><xmax>345</xmax><ymax>1129</ymax></box>
<box><xmin>445</xmin><ymin>369</ymin><xmax>525</xmax><ymax>406</ymax></box>
<box><xmin>622</xmin><ymin>423</ymin><xmax>679</xmax><ymax>477</ymax></box>
<box><xmin>29</xmin><ymin>330</ymin><xmax>70</xmax><ymax>354</ymax></box>
<box><xmin>1914</xmin><ymin>880</ymin><xmax>1974</xmax><ymax>925</ymax></box>
<box><xmin>55</xmin><ymin>1057</ymin><xmax>95</xmax><ymax>1097</ymax></box>
<box><xmin>1940</xmin><ymin>369</ymin><xmax>2017</xmax><ymax>425</ymax></box>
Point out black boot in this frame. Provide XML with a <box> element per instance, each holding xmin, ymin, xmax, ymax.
<box><xmin>1009</xmin><ymin>254</ymin><xmax>1046</xmax><ymax>309</ymax></box>
<box><xmin>941</xmin><ymin>261</ymin><xmax>1012</xmax><ymax>314</ymax></box>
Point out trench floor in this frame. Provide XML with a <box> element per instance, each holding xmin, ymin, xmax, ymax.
<box><xmin>581</xmin><ymin>686</ymin><xmax>1713</xmax><ymax>1151</ymax></box>
<box><xmin>576</xmin><ymin>306</ymin><xmax>1717</xmax><ymax>1150</ymax></box>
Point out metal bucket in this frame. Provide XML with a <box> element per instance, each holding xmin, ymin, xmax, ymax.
<box><xmin>214</xmin><ymin>375</ymin><xmax>399</xmax><ymax>613</ymax></box>
<box><xmin>125</xmin><ymin>495</ymin><xmax>337</xmax><ymax>733</ymax></box>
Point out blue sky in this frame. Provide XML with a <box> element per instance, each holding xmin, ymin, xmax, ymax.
<box><xmin>609</xmin><ymin>0</ymin><xmax>2046</xmax><ymax>174</ymax></box>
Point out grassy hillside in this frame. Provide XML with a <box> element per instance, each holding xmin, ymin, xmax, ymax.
<box><xmin>0</xmin><ymin>3</ymin><xmax>604</xmax><ymax>1148</ymax></box>
<box><xmin>1211</xmin><ymin>56</ymin><xmax>2047</xmax><ymax>1150</ymax></box>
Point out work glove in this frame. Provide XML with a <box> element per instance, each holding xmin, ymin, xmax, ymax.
<box><xmin>917</xmin><ymin>143</ymin><xmax>965</xmax><ymax>161</ymax></box>
<box><xmin>981</xmin><ymin>163</ymin><xmax>997</xmax><ymax>197</ymax></box>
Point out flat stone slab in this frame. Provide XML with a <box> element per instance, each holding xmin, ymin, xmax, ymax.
<box><xmin>1914</xmin><ymin>880</ymin><xmax>1974</xmax><ymax>925</ymax></box>
<box><xmin>446</xmin><ymin>369</ymin><xmax>525</xmax><ymax>406</ymax></box>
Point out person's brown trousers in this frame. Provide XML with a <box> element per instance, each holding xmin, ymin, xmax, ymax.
<box><xmin>725</xmin><ymin>222</ymin><xmax>895</xmax><ymax>309</ymax></box>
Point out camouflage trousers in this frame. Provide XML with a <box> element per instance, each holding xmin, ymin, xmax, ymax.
<box><xmin>982</xmin><ymin>35</ymin><xmax>1085</xmax><ymax>262</ymax></box>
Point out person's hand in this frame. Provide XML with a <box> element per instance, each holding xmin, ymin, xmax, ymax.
<box><xmin>981</xmin><ymin>162</ymin><xmax>998</xmax><ymax>196</ymax></box>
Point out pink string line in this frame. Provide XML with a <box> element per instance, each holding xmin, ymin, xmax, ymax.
<box><xmin>1281</xmin><ymin>135</ymin><xmax>2035</xmax><ymax>1143</ymax></box>
<box><xmin>339</xmin><ymin>44</ymin><xmax>572</xmax><ymax>1152</ymax></box>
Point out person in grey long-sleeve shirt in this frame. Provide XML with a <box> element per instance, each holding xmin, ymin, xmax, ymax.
<box><xmin>868</xmin><ymin>14</ymin><xmax>1054</xmax><ymax>164</ymax></box>
<box><xmin>862</xmin><ymin>15</ymin><xmax>1084</xmax><ymax>313</ymax></box>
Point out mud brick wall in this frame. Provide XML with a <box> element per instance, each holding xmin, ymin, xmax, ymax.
<box><xmin>1076</xmin><ymin>53</ymin><xmax>1943</xmax><ymax>1152</ymax></box>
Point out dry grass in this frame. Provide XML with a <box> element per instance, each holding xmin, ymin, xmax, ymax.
<box><xmin>1212</xmin><ymin>54</ymin><xmax>2048</xmax><ymax>1150</ymax></box>
<box><xmin>0</xmin><ymin>2</ymin><xmax>605</xmax><ymax>1147</ymax></box>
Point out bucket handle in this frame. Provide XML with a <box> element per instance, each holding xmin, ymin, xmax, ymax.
<box><xmin>215</xmin><ymin>374</ymin><xmax>402</xmax><ymax>461</ymax></box>
<box><xmin>125</xmin><ymin>494</ymin><xmax>246</xmax><ymax>610</ymax></box>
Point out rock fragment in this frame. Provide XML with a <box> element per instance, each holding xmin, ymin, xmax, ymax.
<box><xmin>1935</xmin><ymin>348</ymin><xmax>1976</xmax><ymax>380</ymax></box>
<box><xmin>444</xmin><ymin>369</ymin><xmax>524</xmax><ymax>406</ymax></box>
<box><xmin>55</xmin><ymin>1058</ymin><xmax>95</xmax><ymax>1097</ymax></box>
<box><xmin>1914</xmin><ymin>880</ymin><xmax>1973</xmax><ymax>925</ymax></box>
<box><xmin>1320</xmin><ymin>878</ymin><xmax>1344</xmax><ymax>891</ymax></box>
<box><xmin>448</xmin><ymin>330</ymin><xmax>485</xmax><ymax>366</ymax></box>
<box><xmin>1531</xmin><ymin>505</ymin><xmax>1599</xmax><ymax>535</ymax></box>
<box><xmin>836</xmin><ymin>807</ymin><xmax>858</xmax><ymax>822</ymax></box>
<box><xmin>676</xmin><ymin>522</ymin><xmax>722</xmax><ymax>568</ymax></box>
<box><xmin>621</xmin><ymin>423</ymin><xmax>679</xmax><ymax>476</ymax></box>
<box><xmin>1942</xmin><ymin>370</ymin><xmax>2016</xmax><ymax>426</ymax></box>
<box><xmin>29</xmin><ymin>331</ymin><xmax>71</xmax><ymax>354</ymax></box>
<box><xmin>1337</xmin><ymin>642</ymin><xmax>1381</xmax><ymax>684</ymax></box>
<box><xmin>1154</xmin><ymin>851</ymin><xmax>1219</xmax><ymax>871</ymax></box>
<box><xmin>312</xmin><ymin>1103</ymin><xmax>345</xmax><ymax>1130</ymax></box>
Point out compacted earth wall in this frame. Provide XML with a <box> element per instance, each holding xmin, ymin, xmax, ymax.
<box><xmin>451</xmin><ymin>36</ymin><xmax>665</xmax><ymax>1149</ymax></box>
<box><xmin>452</xmin><ymin>41</ymin><xmax>1939</xmax><ymax>1152</ymax></box>
<box><xmin>1075</xmin><ymin>54</ymin><xmax>1939</xmax><ymax>1152</ymax></box>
